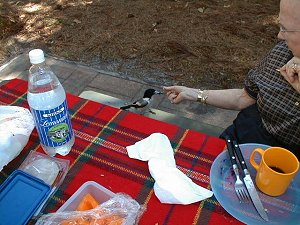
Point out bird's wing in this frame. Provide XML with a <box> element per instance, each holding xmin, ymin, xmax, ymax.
<box><xmin>134</xmin><ymin>98</ymin><xmax>149</xmax><ymax>108</ymax></box>
<box><xmin>120</xmin><ymin>98</ymin><xmax>149</xmax><ymax>110</ymax></box>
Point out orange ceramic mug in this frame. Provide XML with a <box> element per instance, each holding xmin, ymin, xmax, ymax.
<box><xmin>250</xmin><ymin>147</ymin><xmax>299</xmax><ymax>196</ymax></box>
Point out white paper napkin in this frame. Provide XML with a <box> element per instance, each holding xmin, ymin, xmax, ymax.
<box><xmin>126</xmin><ymin>133</ymin><xmax>213</xmax><ymax>205</ymax></box>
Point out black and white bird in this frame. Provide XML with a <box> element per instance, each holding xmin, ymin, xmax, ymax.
<box><xmin>120</xmin><ymin>88</ymin><xmax>162</xmax><ymax>114</ymax></box>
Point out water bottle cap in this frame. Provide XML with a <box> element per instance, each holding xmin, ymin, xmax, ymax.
<box><xmin>29</xmin><ymin>49</ymin><xmax>45</xmax><ymax>64</ymax></box>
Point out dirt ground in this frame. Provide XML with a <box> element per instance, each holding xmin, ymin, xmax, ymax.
<box><xmin>1</xmin><ymin>0</ymin><xmax>279</xmax><ymax>89</ymax></box>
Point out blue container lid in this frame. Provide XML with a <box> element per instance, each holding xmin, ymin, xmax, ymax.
<box><xmin>0</xmin><ymin>170</ymin><xmax>51</xmax><ymax>225</ymax></box>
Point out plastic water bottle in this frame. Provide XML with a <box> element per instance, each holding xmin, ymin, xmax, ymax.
<box><xmin>27</xmin><ymin>49</ymin><xmax>75</xmax><ymax>156</ymax></box>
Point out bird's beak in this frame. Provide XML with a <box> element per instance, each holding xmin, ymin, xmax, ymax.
<box><xmin>155</xmin><ymin>91</ymin><xmax>163</xmax><ymax>95</ymax></box>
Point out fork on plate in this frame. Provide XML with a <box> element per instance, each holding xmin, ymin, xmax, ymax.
<box><xmin>224</xmin><ymin>136</ymin><xmax>250</xmax><ymax>202</ymax></box>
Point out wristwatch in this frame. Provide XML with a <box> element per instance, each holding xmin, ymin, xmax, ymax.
<box><xmin>197</xmin><ymin>89</ymin><xmax>208</xmax><ymax>104</ymax></box>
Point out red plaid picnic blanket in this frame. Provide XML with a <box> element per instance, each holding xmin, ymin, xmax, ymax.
<box><xmin>0</xmin><ymin>79</ymin><xmax>244</xmax><ymax>225</ymax></box>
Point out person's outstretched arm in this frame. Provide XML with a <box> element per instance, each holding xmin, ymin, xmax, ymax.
<box><xmin>163</xmin><ymin>86</ymin><xmax>256</xmax><ymax>111</ymax></box>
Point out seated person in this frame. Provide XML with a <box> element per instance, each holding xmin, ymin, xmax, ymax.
<box><xmin>164</xmin><ymin>0</ymin><xmax>300</xmax><ymax>159</ymax></box>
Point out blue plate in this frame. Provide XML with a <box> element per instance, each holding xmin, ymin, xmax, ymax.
<box><xmin>210</xmin><ymin>143</ymin><xmax>300</xmax><ymax>225</ymax></box>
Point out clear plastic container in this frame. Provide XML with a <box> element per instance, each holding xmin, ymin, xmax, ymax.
<box><xmin>0</xmin><ymin>170</ymin><xmax>51</xmax><ymax>225</ymax></box>
<box><xmin>57</xmin><ymin>181</ymin><xmax>115</xmax><ymax>212</ymax></box>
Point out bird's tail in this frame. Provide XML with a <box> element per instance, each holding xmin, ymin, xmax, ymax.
<box><xmin>120</xmin><ymin>105</ymin><xmax>132</xmax><ymax>110</ymax></box>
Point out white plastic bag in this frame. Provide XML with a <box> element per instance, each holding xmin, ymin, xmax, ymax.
<box><xmin>36</xmin><ymin>193</ymin><xmax>144</xmax><ymax>225</ymax></box>
<box><xmin>0</xmin><ymin>106</ymin><xmax>34</xmax><ymax>171</ymax></box>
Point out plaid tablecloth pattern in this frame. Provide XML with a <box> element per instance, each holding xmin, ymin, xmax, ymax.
<box><xmin>0</xmin><ymin>79</ymin><xmax>244</xmax><ymax>225</ymax></box>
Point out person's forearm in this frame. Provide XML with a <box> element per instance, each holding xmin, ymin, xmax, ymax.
<box><xmin>205</xmin><ymin>88</ymin><xmax>256</xmax><ymax>110</ymax></box>
<box><xmin>163</xmin><ymin>86</ymin><xmax>256</xmax><ymax>110</ymax></box>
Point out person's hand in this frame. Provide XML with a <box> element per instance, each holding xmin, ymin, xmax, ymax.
<box><xmin>163</xmin><ymin>86</ymin><xmax>198</xmax><ymax>104</ymax></box>
<box><xmin>279</xmin><ymin>57</ymin><xmax>300</xmax><ymax>93</ymax></box>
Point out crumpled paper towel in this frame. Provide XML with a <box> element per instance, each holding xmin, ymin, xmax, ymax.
<box><xmin>126</xmin><ymin>133</ymin><xmax>213</xmax><ymax>204</ymax></box>
<box><xmin>0</xmin><ymin>106</ymin><xmax>35</xmax><ymax>171</ymax></box>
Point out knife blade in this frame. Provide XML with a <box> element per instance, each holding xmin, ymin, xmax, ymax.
<box><xmin>232</xmin><ymin>140</ymin><xmax>269</xmax><ymax>221</ymax></box>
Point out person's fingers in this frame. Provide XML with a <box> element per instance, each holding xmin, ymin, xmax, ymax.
<box><xmin>166</xmin><ymin>91</ymin><xmax>175</xmax><ymax>98</ymax></box>
<box><xmin>166</xmin><ymin>92</ymin><xmax>181</xmax><ymax>104</ymax></box>
<box><xmin>279</xmin><ymin>57</ymin><xmax>300</xmax><ymax>93</ymax></box>
<box><xmin>171</xmin><ymin>94</ymin><xmax>179</xmax><ymax>103</ymax></box>
<box><xmin>293</xmin><ymin>63</ymin><xmax>300</xmax><ymax>76</ymax></box>
<box><xmin>167</xmin><ymin>92</ymin><xmax>173</xmax><ymax>99</ymax></box>
<box><xmin>172</xmin><ymin>94</ymin><xmax>184</xmax><ymax>104</ymax></box>
<box><xmin>281</xmin><ymin>64</ymin><xmax>287</xmax><ymax>71</ymax></box>
<box><xmin>280</xmin><ymin>63</ymin><xmax>300</xmax><ymax>93</ymax></box>
<box><xmin>163</xmin><ymin>86</ymin><xmax>174</xmax><ymax>92</ymax></box>
<box><xmin>289</xmin><ymin>61</ymin><xmax>299</xmax><ymax>82</ymax></box>
<box><xmin>280</xmin><ymin>64</ymin><xmax>296</xmax><ymax>83</ymax></box>
<box><xmin>163</xmin><ymin>86</ymin><xmax>188</xmax><ymax>103</ymax></box>
<box><xmin>279</xmin><ymin>65</ymin><xmax>289</xmax><ymax>80</ymax></box>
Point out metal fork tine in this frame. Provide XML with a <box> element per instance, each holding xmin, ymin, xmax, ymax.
<box><xmin>241</xmin><ymin>189</ymin><xmax>250</xmax><ymax>201</ymax></box>
<box><xmin>239</xmin><ymin>191</ymin><xmax>247</xmax><ymax>202</ymax></box>
<box><xmin>233</xmin><ymin>169</ymin><xmax>250</xmax><ymax>202</ymax></box>
<box><xmin>237</xmin><ymin>190</ymin><xmax>245</xmax><ymax>202</ymax></box>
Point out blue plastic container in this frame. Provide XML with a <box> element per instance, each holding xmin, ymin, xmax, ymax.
<box><xmin>0</xmin><ymin>170</ymin><xmax>51</xmax><ymax>225</ymax></box>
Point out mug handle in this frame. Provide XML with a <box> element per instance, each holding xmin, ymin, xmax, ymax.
<box><xmin>250</xmin><ymin>148</ymin><xmax>264</xmax><ymax>170</ymax></box>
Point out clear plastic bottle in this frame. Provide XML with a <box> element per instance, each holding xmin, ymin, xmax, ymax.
<box><xmin>27</xmin><ymin>49</ymin><xmax>74</xmax><ymax>156</ymax></box>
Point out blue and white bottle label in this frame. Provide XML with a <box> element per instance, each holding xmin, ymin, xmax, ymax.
<box><xmin>31</xmin><ymin>100</ymin><xmax>73</xmax><ymax>147</ymax></box>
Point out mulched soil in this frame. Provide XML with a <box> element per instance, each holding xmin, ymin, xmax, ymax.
<box><xmin>0</xmin><ymin>0</ymin><xmax>279</xmax><ymax>89</ymax></box>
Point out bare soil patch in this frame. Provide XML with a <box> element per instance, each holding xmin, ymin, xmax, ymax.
<box><xmin>0</xmin><ymin>0</ymin><xmax>279</xmax><ymax>89</ymax></box>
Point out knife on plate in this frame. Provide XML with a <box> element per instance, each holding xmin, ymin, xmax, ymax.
<box><xmin>232</xmin><ymin>140</ymin><xmax>269</xmax><ymax>221</ymax></box>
